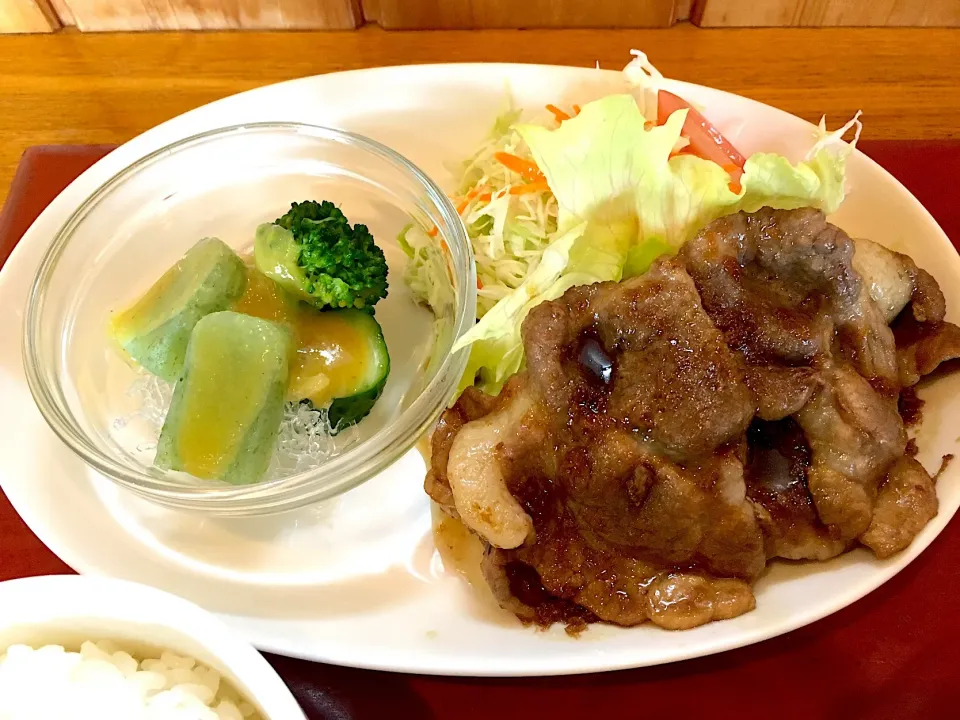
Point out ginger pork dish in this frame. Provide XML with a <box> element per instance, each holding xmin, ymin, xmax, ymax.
<box><xmin>407</xmin><ymin>54</ymin><xmax>960</xmax><ymax>632</ymax></box>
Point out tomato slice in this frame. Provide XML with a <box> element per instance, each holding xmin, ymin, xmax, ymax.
<box><xmin>657</xmin><ymin>89</ymin><xmax>746</xmax><ymax>191</ymax></box>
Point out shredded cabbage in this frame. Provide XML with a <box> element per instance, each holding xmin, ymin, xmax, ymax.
<box><xmin>455</xmin><ymin>108</ymin><xmax>564</xmax><ymax>318</ymax></box>
<box><xmin>398</xmin><ymin>223</ymin><xmax>455</xmax><ymax>319</ymax></box>
<box><xmin>622</xmin><ymin>48</ymin><xmax>663</xmax><ymax>124</ymax></box>
<box><xmin>400</xmin><ymin>51</ymin><xmax>863</xmax><ymax>396</ymax></box>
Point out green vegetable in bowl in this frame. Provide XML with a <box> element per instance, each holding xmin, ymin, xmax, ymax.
<box><xmin>110</xmin><ymin>237</ymin><xmax>246</xmax><ymax>382</ymax></box>
<box><xmin>255</xmin><ymin>200</ymin><xmax>389</xmax><ymax>311</ymax></box>
<box><xmin>156</xmin><ymin>311</ymin><xmax>292</xmax><ymax>485</ymax></box>
<box><xmin>287</xmin><ymin>308</ymin><xmax>391</xmax><ymax>432</ymax></box>
<box><xmin>110</xmin><ymin>200</ymin><xmax>396</xmax><ymax>486</ymax></box>
<box><xmin>325</xmin><ymin>310</ymin><xmax>391</xmax><ymax>429</ymax></box>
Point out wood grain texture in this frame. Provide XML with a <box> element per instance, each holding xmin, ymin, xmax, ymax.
<box><xmin>48</xmin><ymin>0</ymin><xmax>74</xmax><ymax>26</ymax></box>
<box><xmin>0</xmin><ymin>0</ymin><xmax>59</xmax><ymax>33</ymax></box>
<box><xmin>692</xmin><ymin>0</ymin><xmax>960</xmax><ymax>27</ymax></box>
<box><xmin>61</xmin><ymin>0</ymin><xmax>360</xmax><ymax>31</ymax></box>
<box><xmin>360</xmin><ymin>0</ymin><xmax>378</xmax><ymax>22</ymax></box>
<box><xmin>1</xmin><ymin>24</ymin><xmax>959</xmax><ymax>205</ymax></box>
<box><xmin>374</xmin><ymin>0</ymin><xmax>677</xmax><ymax>29</ymax></box>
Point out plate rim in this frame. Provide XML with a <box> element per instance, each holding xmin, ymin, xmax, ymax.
<box><xmin>2</xmin><ymin>61</ymin><xmax>959</xmax><ymax>677</ymax></box>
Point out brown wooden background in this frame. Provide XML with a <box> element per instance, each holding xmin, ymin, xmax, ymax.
<box><xmin>2</xmin><ymin>0</ymin><xmax>959</xmax><ymax>33</ymax></box>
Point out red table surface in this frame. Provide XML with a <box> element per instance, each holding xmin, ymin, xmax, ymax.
<box><xmin>2</xmin><ymin>142</ymin><xmax>960</xmax><ymax>720</ymax></box>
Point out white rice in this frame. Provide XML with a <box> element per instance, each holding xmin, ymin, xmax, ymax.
<box><xmin>0</xmin><ymin>640</ymin><xmax>262</xmax><ymax>720</ymax></box>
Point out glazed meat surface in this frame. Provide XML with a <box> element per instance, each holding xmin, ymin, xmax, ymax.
<box><xmin>521</xmin><ymin>259</ymin><xmax>755</xmax><ymax>458</ymax></box>
<box><xmin>426</xmin><ymin>207</ymin><xmax>957</xmax><ymax>631</ymax></box>
<box><xmin>861</xmin><ymin>456</ymin><xmax>939</xmax><ymax>559</ymax></box>
<box><xmin>682</xmin><ymin>208</ymin><xmax>910</xmax><ymax>550</ymax></box>
<box><xmin>745</xmin><ymin>418</ymin><xmax>848</xmax><ymax>561</ymax></box>
<box><xmin>681</xmin><ymin>206</ymin><xmax>899</xmax><ymax>394</ymax></box>
<box><xmin>429</xmin><ymin>262</ymin><xmax>764</xmax><ymax>628</ymax></box>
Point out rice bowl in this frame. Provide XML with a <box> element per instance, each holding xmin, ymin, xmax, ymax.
<box><xmin>0</xmin><ymin>576</ymin><xmax>304</xmax><ymax>720</ymax></box>
<box><xmin>0</xmin><ymin>641</ymin><xmax>259</xmax><ymax>719</ymax></box>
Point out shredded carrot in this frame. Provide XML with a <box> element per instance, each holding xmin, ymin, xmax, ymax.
<box><xmin>546</xmin><ymin>104</ymin><xmax>571</xmax><ymax>123</ymax></box>
<box><xmin>509</xmin><ymin>180</ymin><xmax>550</xmax><ymax>196</ymax></box>
<box><xmin>477</xmin><ymin>277</ymin><xmax>484</xmax><ymax>290</ymax></box>
<box><xmin>478</xmin><ymin>191</ymin><xmax>492</xmax><ymax>202</ymax></box>
<box><xmin>427</xmin><ymin>226</ymin><xmax>439</xmax><ymax>238</ymax></box>
<box><xmin>440</xmin><ymin>239</ymin><xmax>450</xmax><ymax>254</ymax></box>
<box><xmin>572</xmin><ymin>104</ymin><xmax>581</xmax><ymax>116</ymax></box>
<box><xmin>494</xmin><ymin>152</ymin><xmax>545</xmax><ymax>183</ymax></box>
<box><xmin>454</xmin><ymin>185</ymin><xmax>493</xmax><ymax>214</ymax></box>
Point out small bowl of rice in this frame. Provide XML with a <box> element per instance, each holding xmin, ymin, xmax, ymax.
<box><xmin>0</xmin><ymin>575</ymin><xmax>304</xmax><ymax>720</ymax></box>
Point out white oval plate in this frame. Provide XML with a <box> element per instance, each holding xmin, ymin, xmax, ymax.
<box><xmin>2</xmin><ymin>63</ymin><xmax>960</xmax><ymax>677</ymax></box>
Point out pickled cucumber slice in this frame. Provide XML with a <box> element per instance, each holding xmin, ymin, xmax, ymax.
<box><xmin>156</xmin><ymin>311</ymin><xmax>291</xmax><ymax>485</ymax></box>
<box><xmin>111</xmin><ymin>237</ymin><xmax>246</xmax><ymax>382</ymax></box>
<box><xmin>288</xmin><ymin>308</ymin><xmax>390</xmax><ymax>430</ymax></box>
<box><xmin>230</xmin><ymin>261</ymin><xmax>300</xmax><ymax>326</ymax></box>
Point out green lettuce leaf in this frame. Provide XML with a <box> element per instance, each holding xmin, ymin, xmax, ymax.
<box><xmin>454</xmin><ymin>222</ymin><xmax>588</xmax><ymax>393</ymax></box>
<box><xmin>454</xmin><ymin>93</ymin><xmax>859</xmax><ymax>394</ymax></box>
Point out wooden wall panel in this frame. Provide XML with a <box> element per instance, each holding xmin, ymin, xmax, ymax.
<box><xmin>0</xmin><ymin>0</ymin><xmax>59</xmax><ymax>32</ymax></box>
<box><xmin>692</xmin><ymin>0</ymin><xmax>960</xmax><ymax>27</ymax></box>
<box><xmin>373</xmin><ymin>0</ymin><xmax>679</xmax><ymax>29</ymax></box>
<box><xmin>48</xmin><ymin>0</ymin><xmax>74</xmax><ymax>26</ymax></box>
<box><xmin>360</xmin><ymin>0</ymin><xmax>378</xmax><ymax>23</ymax></box>
<box><xmin>675</xmin><ymin>0</ymin><xmax>692</xmax><ymax>21</ymax></box>
<box><xmin>61</xmin><ymin>0</ymin><xmax>361</xmax><ymax>31</ymax></box>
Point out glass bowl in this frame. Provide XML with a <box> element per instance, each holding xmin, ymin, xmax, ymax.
<box><xmin>23</xmin><ymin>122</ymin><xmax>475</xmax><ymax>515</ymax></box>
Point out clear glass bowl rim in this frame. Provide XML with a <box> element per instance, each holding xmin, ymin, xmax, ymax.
<box><xmin>22</xmin><ymin>121</ymin><xmax>476</xmax><ymax>514</ymax></box>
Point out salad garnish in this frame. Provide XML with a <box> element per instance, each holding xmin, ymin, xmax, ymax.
<box><xmin>403</xmin><ymin>50</ymin><xmax>863</xmax><ymax>396</ymax></box>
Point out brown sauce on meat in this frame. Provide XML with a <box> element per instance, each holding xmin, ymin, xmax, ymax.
<box><xmin>892</xmin><ymin>312</ymin><xmax>929</xmax><ymax>347</ymax></box>
<box><xmin>564</xmin><ymin>329</ymin><xmax>617</xmax><ymax>419</ymax></box>
<box><xmin>427</xmin><ymin>209</ymin><xmax>960</xmax><ymax>632</ymax></box>
<box><xmin>745</xmin><ymin>418</ymin><xmax>812</xmax><ymax>520</ymax></box>
<box><xmin>905</xmin><ymin>438</ymin><xmax>919</xmax><ymax>458</ymax></box>
<box><xmin>506</xmin><ymin>469</ymin><xmax>556</xmax><ymax>530</ymax></box>
<box><xmin>899</xmin><ymin>386</ymin><xmax>924</xmax><ymax>427</ymax></box>
<box><xmin>935</xmin><ymin>454</ymin><xmax>954</xmax><ymax>481</ymax></box>
<box><xmin>505</xmin><ymin>561</ymin><xmax>597</xmax><ymax>634</ymax></box>
<box><xmin>431</xmin><ymin>509</ymin><xmax>499</xmax><ymax>599</ymax></box>
<box><xmin>432</xmin><ymin>507</ymin><xmax>598</xmax><ymax>634</ymax></box>
<box><xmin>868</xmin><ymin>376</ymin><xmax>901</xmax><ymax>399</ymax></box>
<box><xmin>577</xmin><ymin>334</ymin><xmax>615</xmax><ymax>386</ymax></box>
<box><xmin>742</xmin><ymin>416</ymin><xmax>849</xmax><ymax>559</ymax></box>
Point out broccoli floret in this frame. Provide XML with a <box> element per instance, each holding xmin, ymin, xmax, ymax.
<box><xmin>275</xmin><ymin>200</ymin><xmax>389</xmax><ymax>310</ymax></box>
